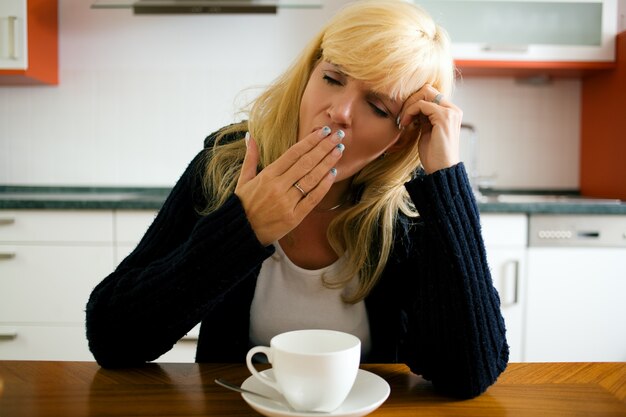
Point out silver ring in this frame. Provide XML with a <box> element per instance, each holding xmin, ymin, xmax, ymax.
<box><xmin>432</xmin><ymin>93</ymin><xmax>444</xmax><ymax>105</ymax></box>
<box><xmin>293</xmin><ymin>182</ymin><xmax>307</xmax><ymax>197</ymax></box>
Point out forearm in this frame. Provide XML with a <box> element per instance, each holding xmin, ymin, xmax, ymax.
<box><xmin>402</xmin><ymin>163</ymin><xmax>508</xmax><ymax>398</ymax></box>
<box><xmin>86</xmin><ymin>169</ymin><xmax>272</xmax><ymax>367</ymax></box>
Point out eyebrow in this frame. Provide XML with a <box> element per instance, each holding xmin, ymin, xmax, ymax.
<box><xmin>322</xmin><ymin>61</ymin><xmax>400</xmax><ymax>115</ymax></box>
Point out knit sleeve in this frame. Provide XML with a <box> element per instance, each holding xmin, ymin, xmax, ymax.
<box><xmin>399</xmin><ymin>162</ymin><xmax>509</xmax><ymax>398</ymax></box>
<box><xmin>85</xmin><ymin>147</ymin><xmax>274</xmax><ymax>368</ymax></box>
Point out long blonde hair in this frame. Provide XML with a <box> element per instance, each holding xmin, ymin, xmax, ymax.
<box><xmin>202</xmin><ymin>0</ymin><xmax>455</xmax><ymax>302</ymax></box>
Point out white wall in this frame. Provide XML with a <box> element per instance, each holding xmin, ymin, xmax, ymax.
<box><xmin>456</xmin><ymin>76</ymin><xmax>580</xmax><ymax>189</ymax></box>
<box><xmin>0</xmin><ymin>0</ymin><xmax>580</xmax><ymax>189</ymax></box>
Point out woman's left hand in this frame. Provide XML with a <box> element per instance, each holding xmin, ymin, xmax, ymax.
<box><xmin>396</xmin><ymin>84</ymin><xmax>463</xmax><ymax>174</ymax></box>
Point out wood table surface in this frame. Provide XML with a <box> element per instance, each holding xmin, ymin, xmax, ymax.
<box><xmin>0</xmin><ymin>361</ymin><xmax>624</xmax><ymax>417</ymax></box>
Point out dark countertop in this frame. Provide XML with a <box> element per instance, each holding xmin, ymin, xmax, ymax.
<box><xmin>1</xmin><ymin>185</ymin><xmax>626</xmax><ymax>214</ymax></box>
<box><xmin>0</xmin><ymin>186</ymin><xmax>171</xmax><ymax>210</ymax></box>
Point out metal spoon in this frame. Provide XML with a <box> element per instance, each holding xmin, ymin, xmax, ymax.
<box><xmin>214</xmin><ymin>378</ymin><xmax>294</xmax><ymax>411</ymax></box>
<box><xmin>214</xmin><ymin>378</ymin><xmax>329</xmax><ymax>414</ymax></box>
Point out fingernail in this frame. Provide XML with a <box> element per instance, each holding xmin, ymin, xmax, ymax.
<box><xmin>336</xmin><ymin>130</ymin><xmax>345</xmax><ymax>140</ymax></box>
<box><xmin>335</xmin><ymin>143</ymin><xmax>345</xmax><ymax>154</ymax></box>
<box><xmin>330</xmin><ymin>168</ymin><xmax>337</xmax><ymax>176</ymax></box>
<box><xmin>321</xmin><ymin>126</ymin><xmax>331</xmax><ymax>136</ymax></box>
<box><xmin>396</xmin><ymin>116</ymin><xmax>402</xmax><ymax>129</ymax></box>
<box><xmin>244</xmin><ymin>132</ymin><xmax>250</xmax><ymax>148</ymax></box>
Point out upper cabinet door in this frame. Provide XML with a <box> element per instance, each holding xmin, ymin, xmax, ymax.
<box><xmin>0</xmin><ymin>0</ymin><xmax>58</xmax><ymax>86</ymax></box>
<box><xmin>419</xmin><ymin>0</ymin><xmax>619</xmax><ymax>67</ymax></box>
<box><xmin>0</xmin><ymin>0</ymin><xmax>27</xmax><ymax>70</ymax></box>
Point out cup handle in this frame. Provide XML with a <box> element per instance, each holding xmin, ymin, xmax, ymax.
<box><xmin>246</xmin><ymin>346</ymin><xmax>281</xmax><ymax>392</ymax></box>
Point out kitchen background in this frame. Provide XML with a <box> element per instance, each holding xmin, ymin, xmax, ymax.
<box><xmin>0</xmin><ymin>0</ymin><xmax>591</xmax><ymax>190</ymax></box>
<box><xmin>2</xmin><ymin>0</ymin><xmax>626</xmax><ymax>365</ymax></box>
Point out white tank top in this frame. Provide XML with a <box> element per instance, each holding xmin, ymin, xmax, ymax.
<box><xmin>249</xmin><ymin>241</ymin><xmax>371</xmax><ymax>358</ymax></box>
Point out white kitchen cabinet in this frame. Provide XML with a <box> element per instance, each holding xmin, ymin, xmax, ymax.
<box><xmin>156</xmin><ymin>326</ymin><xmax>200</xmax><ymax>363</ymax></box>
<box><xmin>525</xmin><ymin>246</ymin><xmax>626</xmax><ymax>362</ymax></box>
<box><xmin>0</xmin><ymin>208</ymin><xmax>198</xmax><ymax>362</ymax></box>
<box><xmin>419</xmin><ymin>0</ymin><xmax>619</xmax><ymax>62</ymax></box>
<box><xmin>0</xmin><ymin>210</ymin><xmax>115</xmax><ymax>360</ymax></box>
<box><xmin>0</xmin><ymin>325</ymin><xmax>94</xmax><ymax>361</ymax></box>
<box><xmin>0</xmin><ymin>0</ymin><xmax>27</xmax><ymax>70</ymax></box>
<box><xmin>114</xmin><ymin>209</ymin><xmax>157</xmax><ymax>264</ymax></box>
<box><xmin>481</xmin><ymin>213</ymin><xmax>528</xmax><ymax>362</ymax></box>
<box><xmin>114</xmin><ymin>209</ymin><xmax>199</xmax><ymax>362</ymax></box>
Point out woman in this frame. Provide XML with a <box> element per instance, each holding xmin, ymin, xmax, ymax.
<box><xmin>86</xmin><ymin>0</ymin><xmax>508</xmax><ymax>399</ymax></box>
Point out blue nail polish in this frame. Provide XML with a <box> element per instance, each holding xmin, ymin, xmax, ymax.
<box><xmin>336</xmin><ymin>130</ymin><xmax>345</xmax><ymax>140</ymax></box>
<box><xmin>330</xmin><ymin>168</ymin><xmax>337</xmax><ymax>176</ymax></box>
<box><xmin>322</xmin><ymin>126</ymin><xmax>331</xmax><ymax>136</ymax></box>
<box><xmin>336</xmin><ymin>143</ymin><xmax>345</xmax><ymax>153</ymax></box>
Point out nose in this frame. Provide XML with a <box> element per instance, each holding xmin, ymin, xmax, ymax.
<box><xmin>327</xmin><ymin>91</ymin><xmax>356</xmax><ymax>128</ymax></box>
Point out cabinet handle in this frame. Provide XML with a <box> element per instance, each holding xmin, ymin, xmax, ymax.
<box><xmin>0</xmin><ymin>218</ymin><xmax>15</xmax><ymax>226</ymax></box>
<box><xmin>502</xmin><ymin>259</ymin><xmax>520</xmax><ymax>307</ymax></box>
<box><xmin>8</xmin><ymin>16</ymin><xmax>18</xmax><ymax>60</ymax></box>
<box><xmin>0</xmin><ymin>328</ymin><xmax>18</xmax><ymax>339</ymax></box>
<box><xmin>482</xmin><ymin>44</ymin><xmax>529</xmax><ymax>54</ymax></box>
<box><xmin>0</xmin><ymin>252</ymin><xmax>16</xmax><ymax>260</ymax></box>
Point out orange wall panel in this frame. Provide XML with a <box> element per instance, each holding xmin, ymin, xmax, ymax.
<box><xmin>580</xmin><ymin>32</ymin><xmax>626</xmax><ymax>200</ymax></box>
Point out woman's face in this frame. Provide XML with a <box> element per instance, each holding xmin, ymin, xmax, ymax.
<box><xmin>298</xmin><ymin>61</ymin><xmax>404</xmax><ymax>182</ymax></box>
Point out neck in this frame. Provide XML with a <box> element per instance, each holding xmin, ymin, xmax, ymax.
<box><xmin>314</xmin><ymin>178</ymin><xmax>352</xmax><ymax>212</ymax></box>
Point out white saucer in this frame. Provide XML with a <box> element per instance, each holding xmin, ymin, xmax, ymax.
<box><xmin>240</xmin><ymin>369</ymin><xmax>390</xmax><ymax>417</ymax></box>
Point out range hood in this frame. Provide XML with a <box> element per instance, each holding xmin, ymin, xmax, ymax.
<box><xmin>91</xmin><ymin>0</ymin><xmax>322</xmax><ymax>14</ymax></box>
<box><xmin>128</xmin><ymin>0</ymin><xmax>277</xmax><ymax>14</ymax></box>
<box><xmin>133</xmin><ymin>0</ymin><xmax>277</xmax><ymax>14</ymax></box>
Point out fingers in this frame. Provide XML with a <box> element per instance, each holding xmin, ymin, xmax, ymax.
<box><xmin>236</xmin><ymin>132</ymin><xmax>259</xmax><ymax>190</ymax></box>
<box><xmin>261</xmin><ymin>126</ymin><xmax>344</xmax><ymax>201</ymax></box>
<box><xmin>294</xmin><ymin>169</ymin><xmax>337</xmax><ymax>216</ymax></box>
<box><xmin>396</xmin><ymin>84</ymin><xmax>457</xmax><ymax>129</ymax></box>
<box><xmin>283</xmin><ymin>132</ymin><xmax>344</xmax><ymax>196</ymax></box>
<box><xmin>233</xmin><ymin>127</ymin><xmax>345</xmax><ymax>246</ymax></box>
<box><xmin>396</xmin><ymin>84</ymin><xmax>463</xmax><ymax>174</ymax></box>
<box><xmin>265</xmin><ymin>126</ymin><xmax>335</xmax><ymax>177</ymax></box>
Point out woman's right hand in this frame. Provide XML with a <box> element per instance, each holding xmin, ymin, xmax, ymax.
<box><xmin>234</xmin><ymin>127</ymin><xmax>345</xmax><ymax>246</ymax></box>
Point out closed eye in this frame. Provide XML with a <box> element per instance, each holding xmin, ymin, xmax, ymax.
<box><xmin>369</xmin><ymin>103</ymin><xmax>390</xmax><ymax>118</ymax></box>
<box><xmin>322</xmin><ymin>68</ymin><xmax>391</xmax><ymax>118</ymax></box>
<box><xmin>323</xmin><ymin>73</ymin><xmax>342</xmax><ymax>86</ymax></box>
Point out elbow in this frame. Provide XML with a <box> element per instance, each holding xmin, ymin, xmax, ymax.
<box><xmin>87</xmin><ymin>333</ymin><xmax>150</xmax><ymax>369</ymax></box>
<box><xmin>432</xmin><ymin>340</ymin><xmax>510</xmax><ymax>399</ymax></box>
<box><xmin>85</xmin><ymin>313</ymin><xmax>146</xmax><ymax>369</ymax></box>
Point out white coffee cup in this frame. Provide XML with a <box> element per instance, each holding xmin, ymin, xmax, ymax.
<box><xmin>246</xmin><ymin>329</ymin><xmax>361</xmax><ymax>412</ymax></box>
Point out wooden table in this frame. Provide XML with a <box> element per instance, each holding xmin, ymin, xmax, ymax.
<box><xmin>0</xmin><ymin>361</ymin><xmax>624</xmax><ymax>416</ymax></box>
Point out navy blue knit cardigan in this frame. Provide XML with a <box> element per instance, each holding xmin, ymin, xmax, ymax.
<box><xmin>86</xmin><ymin>130</ymin><xmax>508</xmax><ymax>399</ymax></box>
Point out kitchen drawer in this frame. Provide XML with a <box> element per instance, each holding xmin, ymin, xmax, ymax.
<box><xmin>0</xmin><ymin>210</ymin><xmax>113</xmax><ymax>243</ymax></box>
<box><xmin>0</xmin><ymin>244</ymin><xmax>114</xmax><ymax>323</ymax></box>
<box><xmin>114</xmin><ymin>210</ymin><xmax>157</xmax><ymax>244</ymax></box>
<box><xmin>0</xmin><ymin>324</ymin><xmax>93</xmax><ymax>360</ymax></box>
<box><xmin>481</xmin><ymin>214</ymin><xmax>528</xmax><ymax>247</ymax></box>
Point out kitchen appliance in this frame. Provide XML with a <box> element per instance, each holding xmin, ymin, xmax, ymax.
<box><xmin>524</xmin><ymin>215</ymin><xmax>626</xmax><ymax>361</ymax></box>
<box><xmin>459</xmin><ymin>123</ymin><xmax>482</xmax><ymax>194</ymax></box>
<box><xmin>90</xmin><ymin>0</ymin><xmax>281</xmax><ymax>14</ymax></box>
<box><xmin>132</xmin><ymin>0</ymin><xmax>277</xmax><ymax>14</ymax></box>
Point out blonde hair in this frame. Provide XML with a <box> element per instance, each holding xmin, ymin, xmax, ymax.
<box><xmin>202</xmin><ymin>0</ymin><xmax>455</xmax><ymax>302</ymax></box>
